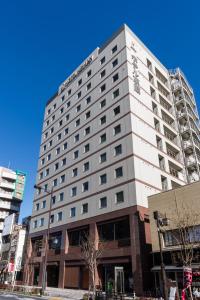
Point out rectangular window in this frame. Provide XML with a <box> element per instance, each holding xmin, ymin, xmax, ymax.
<box><xmin>74</xmin><ymin>150</ymin><xmax>79</xmax><ymax>159</ymax></box>
<box><xmin>85</xmin><ymin>111</ymin><xmax>91</xmax><ymax>119</ymax></box>
<box><xmin>72</xmin><ymin>168</ymin><xmax>78</xmax><ymax>177</ymax></box>
<box><xmin>82</xmin><ymin>181</ymin><xmax>89</xmax><ymax>192</ymax></box>
<box><xmin>52</xmin><ymin>196</ymin><xmax>56</xmax><ymax>205</ymax></box>
<box><xmin>100</xmin><ymin>115</ymin><xmax>106</xmax><ymax>125</ymax></box>
<box><xmin>59</xmin><ymin>120</ymin><xmax>63</xmax><ymax>127</ymax></box>
<box><xmin>63</xmin><ymin>142</ymin><xmax>68</xmax><ymax>150</ymax></box>
<box><xmin>50</xmin><ymin>215</ymin><xmax>54</xmax><ymax>223</ymax></box>
<box><xmin>53</xmin><ymin>179</ymin><xmax>57</xmax><ymax>187</ymax></box>
<box><xmin>85</xmin><ymin>126</ymin><xmax>90</xmax><ymax>135</ymax></box>
<box><xmin>70</xmin><ymin>207</ymin><xmax>76</xmax><ymax>217</ymax></box>
<box><xmin>45</xmin><ymin>169</ymin><xmax>49</xmax><ymax>176</ymax></box>
<box><xmin>59</xmin><ymin>192</ymin><xmax>64</xmax><ymax>201</ymax></box>
<box><xmin>115</xmin><ymin>167</ymin><xmax>123</xmax><ymax>178</ymax></box>
<box><xmin>86</xmin><ymin>96</ymin><xmax>91</xmax><ymax>104</ymax></box>
<box><xmin>36</xmin><ymin>203</ymin><xmax>39</xmax><ymax>211</ymax></box>
<box><xmin>71</xmin><ymin>187</ymin><xmax>77</xmax><ymax>197</ymax></box>
<box><xmin>60</xmin><ymin>107</ymin><xmax>64</xmax><ymax>114</ymax></box>
<box><xmin>100</xmin><ymin>84</ymin><xmax>106</xmax><ymax>93</ymax></box>
<box><xmin>100</xmin><ymin>69</ymin><xmax>106</xmax><ymax>78</ymax></box>
<box><xmin>74</xmin><ymin>134</ymin><xmax>79</xmax><ymax>142</ymax></box>
<box><xmin>39</xmin><ymin>172</ymin><xmax>43</xmax><ymax>179</ymax></box>
<box><xmin>87</xmin><ymin>82</ymin><xmax>91</xmax><ymax>90</ymax></box>
<box><xmin>66</xmin><ymin>114</ymin><xmax>70</xmax><ymax>121</ymax></box>
<box><xmin>47</xmin><ymin>154</ymin><xmax>51</xmax><ymax>161</ymax></box>
<box><xmin>112</xmin><ymin>45</ymin><xmax>117</xmax><ymax>54</ymax></box>
<box><xmin>100</xmin><ymin>99</ymin><xmax>106</xmax><ymax>108</ymax></box>
<box><xmin>100</xmin><ymin>153</ymin><xmax>107</xmax><ymax>163</ymax></box>
<box><xmin>60</xmin><ymin>174</ymin><xmax>65</xmax><ymax>183</ymax></box>
<box><xmin>40</xmin><ymin>218</ymin><xmax>44</xmax><ymax>227</ymax></box>
<box><xmin>62</xmin><ymin>158</ymin><xmax>66</xmax><ymax>166</ymax></box>
<box><xmin>61</xmin><ymin>95</ymin><xmax>65</xmax><ymax>102</ymax></box>
<box><xmin>114</xmin><ymin>124</ymin><xmax>121</xmax><ymax>135</ymax></box>
<box><xmin>113</xmin><ymin>88</ymin><xmax>119</xmax><ymax>99</ymax></box>
<box><xmin>115</xmin><ymin>144</ymin><xmax>122</xmax><ymax>156</ymax></box>
<box><xmin>75</xmin><ymin>119</ymin><xmax>80</xmax><ymax>127</ymax></box>
<box><xmin>50</xmin><ymin>127</ymin><xmax>54</xmax><ymax>134</ymax></box>
<box><xmin>84</xmin><ymin>143</ymin><xmax>90</xmax><ymax>153</ymax></box>
<box><xmin>100</xmin><ymin>174</ymin><xmax>107</xmax><ymax>185</ymax></box>
<box><xmin>78</xmin><ymin>78</ymin><xmax>82</xmax><ymax>86</ymax></box>
<box><xmin>67</xmin><ymin>101</ymin><xmax>71</xmax><ymax>108</ymax></box>
<box><xmin>41</xmin><ymin>158</ymin><xmax>45</xmax><ymax>165</ymax></box>
<box><xmin>100</xmin><ymin>197</ymin><xmax>107</xmax><ymax>208</ymax></box>
<box><xmin>64</xmin><ymin>128</ymin><xmax>69</xmax><ymax>135</ymax></box>
<box><xmin>87</xmin><ymin>70</ymin><xmax>91</xmax><ymax>77</ymax></box>
<box><xmin>57</xmin><ymin>212</ymin><xmax>62</xmax><ymax>221</ymax></box>
<box><xmin>116</xmin><ymin>191</ymin><xmax>124</xmax><ymax>203</ymax></box>
<box><xmin>49</xmin><ymin>140</ymin><xmax>52</xmax><ymax>147</ymax></box>
<box><xmin>100</xmin><ymin>133</ymin><xmax>106</xmax><ymax>143</ymax></box>
<box><xmin>42</xmin><ymin>200</ymin><xmax>46</xmax><ymax>208</ymax></box>
<box><xmin>112</xmin><ymin>58</ymin><xmax>118</xmax><ymax>68</ymax></box>
<box><xmin>100</xmin><ymin>56</ymin><xmax>105</xmax><ymax>65</ymax></box>
<box><xmin>114</xmin><ymin>105</ymin><xmax>120</xmax><ymax>116</ymax></box>
<box><xmin>76</xmin><ymin>104</ymin><xmax>81</xmax><ymax>112</ymax></box>
<box><xmin>57</xmin><ymin>133</ymin><xmax>62</xmax><ymax>140</ymax></box>
<box><xmin>68</xmin><ymin>89</ymin><xmax>71</xmax><ymax>96</ymax></box>
<box><xmin>56</xmin><ymin>147</ymin><xmax>60</xmax><ymax>155</ymax></box>
<box><xmin>82</xmin><ymin>203</ymin><xmax>88</xmax><ymax>214</ymax></box>
<box><xmin>55</xmin><ymin>163</ymin><xmax>59</xmax><ymax>170</ymax></box>
<box><xmin>83</xmin><ymin>162</ymin><xmax>89</xmax><ymax>172</ymax></box>
<box><xmin>113</xmin><ymin>73</ymin><xmax>119</xmax><ymax>82</ymax></box>
<box><xmin>77</xmin><ymin>91</ymin><xmax>81</xmax><ymax>99</ymax></box>
<box><xmin>33</xmin><ymin>220</ymin><xmax>38</xmax><ymax>229</ymax></box>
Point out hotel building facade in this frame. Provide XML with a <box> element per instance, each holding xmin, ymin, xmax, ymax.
<box><xmin>27</xmin><ymin>24</ymin><xmax>200</xmax><ymax>294</ymax></box>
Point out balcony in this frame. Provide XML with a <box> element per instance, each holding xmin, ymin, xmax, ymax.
<box><xmin>0</xmin><ymin>191</ymin><xmax>13</xmax><ymax>199</ymax></box>
<box><xmin>182</xmin><ymin>140</ymin><xmax>193</xmax><ymax>153</ymax></box>
<box><xmin>0</xmin><ymin>181</ymin><xmax>15</xmax><ymax>190</ymax></box>
<box><xmin>2</xmin><ymin>172</ymin><xmax>16</xmax><ymax>181</ymax></box>
<box><xmin>169</xmin><ymin>161</ymin><xmax>184</xmax><ymax>181</ymax></box>
<box><xmin>185</xmin><ymin>155</ymin><xmax>196</xmax><ymax>169</ymax></box>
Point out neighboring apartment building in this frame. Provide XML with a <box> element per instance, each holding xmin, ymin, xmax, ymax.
<box><xmin>148</xmin><ymin>181</ymin><xmax>200</xmax><ymax>296</ymax></box>
<box><xmin>0</xmin><ymin>167</ymin><xmax>26</xmax><ymax>251</ymax></box>
<box><xmin>27</xmin><ymin>24</ymin><xmax>200</xmax><ymax>294</ymax></box>
<box><xmin>0</xmin><ymin>214</ymin><xmax>30</xmax><ymax>284</ymax></box>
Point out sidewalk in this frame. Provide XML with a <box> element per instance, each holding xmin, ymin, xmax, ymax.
<box><xmin>45</xmin><ymin>287</ymin><xmax>87</xmax><ymax>300</ymax></box>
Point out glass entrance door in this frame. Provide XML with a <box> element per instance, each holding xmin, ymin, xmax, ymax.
<box><xmin>115</xmin><ymin>267</ymin><xmax>124</xmax><ymax>294</ymax></box>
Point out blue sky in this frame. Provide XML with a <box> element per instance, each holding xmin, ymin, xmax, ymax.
<box><xmin>0</xmin><ymin>0</ymin><xmax>200</xmax><ymax>220</ymax></box>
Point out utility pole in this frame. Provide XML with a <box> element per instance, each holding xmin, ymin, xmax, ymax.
<box><xmin>153</xmin><ymin>211</ymin><xmax>169</xmax><ymax>300</ymax></box>
<box><xmin>34</xmin><ymin>184</ymin><xmax>54</xmax><ymax>295</ymax></box>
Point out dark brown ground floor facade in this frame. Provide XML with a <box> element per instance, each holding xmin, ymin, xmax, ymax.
<box><xmin>24</xmin><ymin>205</ymin><xmax>152</xmax><ymax>295</ymax></box>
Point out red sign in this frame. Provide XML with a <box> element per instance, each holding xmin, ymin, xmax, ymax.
<box><xmin>8</xmin><ymin>263</ymin><xmax>14</xmax><ymax>272</ymax></box>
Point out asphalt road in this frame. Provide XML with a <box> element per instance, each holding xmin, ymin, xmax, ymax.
<box><xmin>0</xmin><ymin>293</ymin><xmax>42</xmax><ymax>300</ymax></box>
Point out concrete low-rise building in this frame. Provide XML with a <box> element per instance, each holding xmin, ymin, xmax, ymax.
<box><xmin>148</xmin><ymin>181</ymin><xmax>200</xmax><ymax>295</ymax></box>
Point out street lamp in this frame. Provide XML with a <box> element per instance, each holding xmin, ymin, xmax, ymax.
<box><xmin>153</xmin><ymin>211</ymin><xmax>169</xmax><ymax>300</ymax></box>
<box><xmin>34</xmin><ymin>184</ymin><xmax>54</xmax><ymax>295</ymax></box>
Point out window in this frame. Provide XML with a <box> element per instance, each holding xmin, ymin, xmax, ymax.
<box><xmin>78</xmin><ymin>78</ymin><xmax>82</xmax><ymax>86</ymax></box>
<box><xmin>86</xmin><ymin>82</ymin><xmax>91</xmax><ymax>90</ymax></box>
<box><xmin>86</xmin><ymin>96</ymin><xmax>91</xmax><ymax>104</ymax></box>
<box><xmin>100</xmin><ymin>133</ymin><xmax>106</xmax><ymax>143</ymax></box>
<box><xmin>49</xmin><ymin>140</ymin><xmax>53</xmax><ymax>147</ymax></box>
<box><xmin>47</xmin><ymin>154</ymin><xmax>51</xmax><ymax>161</ymax></box>
<box><xmin>74</xmin><ymin>150</ymin><xmax>79</xmax><ymax>159</ymax></box>
<box><xmin>33</xmin><ymin>220</ymin><xmax>37</xmax><ymax>229</ymax></box>
<box><xmin>36</xmin><ymin>203</ymin><xmax>39</xmax><ymax>211</ymax></box>
<box><xmin>116</xmin><ymin>191</ymin><xmax>124</xmax><ymax>203</ymax></box>
<box><xmin>100</xmin><ymin>174</ymin><xmax>107</xmax><ymax>185</ymax></box>
<box><xmin>56</xmin><ymin>147</ymin><xmax>60</xmax><ymax>155</ymax></box>
<box><xmin>77</xmin><ymin>91</ymin><xmax>81</xmax><ymax>99</ymax></box>
<box><xmin>52</xmin><ymin>115</ymin><xmax>55</xmax><ymax>121</ymax></box>
<box><xmin>112</xmin><ymin>45</ymin><xmax>117</xmax><ymax>54</ymax></box>
<box><xmin>55</xmin><ymin>163</ymin><xmax>59</xmax><ymax>170</ymax></box>
<box><xmin>70</xmin><ymin>207</ymin><xmax>76</xmax><ymax>217</ymax></box>
<box><xmin>57</xmin><ymin>133</ymin><xmax>62</xmax><ymax>140</ymax></box>
<box><xmin>100</xmin><ymin>153</ymin><xmax>107</xmax><ymax>163</ymax></box>
<box><xmin>66</xmin><ymin>114</ymin><xmax>70</xmax><ymax>121</ymax></box>
<box><xmin>112</xmin><ymin>58</ymin><xmax>118</xmax><ymax>68</ymax></box>
<box><xmin>87</xmin><ymin>70</ymin><xmax>92</xmax><ymax>77</ymax></box>
<box><xmin>113</xmin><ymin>88</ymin><xmax>119</xmax><ymax>99</ymax></box>
<box><xmin>100</xmin><ymin>115</ymin><xmax>106</xmax><ymax>125</ymax></box>
<box><xmin>62</xmin><ymin>158</ymin><xmax>66</xmax><ymax>166</ymax></box>
<box><xmin>50</xmin><ymin>215</ymin><xmax>54</xmax><ymax>223</ymax></box>
<box><xmin>82</xmin><ymin>181</ymin><xmax>89</xmax><ymax>192</ymax></box>
<box><xmin>76</xmin><ymin>104</ymin><xmax>81</xmax><ymax>112</ymax></box>
<box><xmin>47</xmin><ymin>108</ymin><xmax>51</xmax><ymax>115</ymax></box>
<box><xmin>57</xmin><ymin>212</ymin><xmax>62</xmax><ymax>221</ymax></box>
<box><xmin>115</xmin><ymin>144</ymin><xmax>122</xmax><ymax>156</ymax></box>
<box><xmin>82</xmin><ymin>203</ymin><xmax>88</xmax><ymax>214</ymax></box>
<box><xmin>100</xmin><ymin>99</ymin><xmax>106</xmax><ymax>108</ymax></box>
<box><xmin>114</xmin><ymin>105</ymin><xmax>120</xmax><ymax>116</ymax></box>
<box><xmin>113</xmin><ymin>73</ymin><xmax>119</xmax><ymax>82</ymax></box>
<box><xmin>76</xmin><ymin>119</ymin><xmax>80</xmax><ymax>127</ymax></box>
<box><xmin>85</xmin><ymin>126</ymin><xmax>90</xmax><ymax>135</ymax></box>
<box><xmin>83</xmin><ymin>162</ymin><xmax>89</xmax><ymax>172</ymax></box>
<box><xmin>72</xmin><ymin>168</ymin><xmax>78</xmax><ymax>177</ymax></box>
<box><xmin>52</xmin><ymin>196</ymin><xmax>56</xmax><ymax>205</ymax></box>
<box><xmin>59</xmin><ymin>120</ymin><xmax>63</xmax><ymax>127</ymax></box>
<box><xmin>68</xmin><ymin>89</ymin><xmax>71</xmax><ymax>96</ymax></box>
<box><xmin>44</xmin><ymin>132</ymin><xmax>48</xmax><ymax>139</ymax></box>
<box><xmin>84</xmin><ymin>143</ymin><xmax>90</xmax><ymax>153</ymax></box>
<box><xmin>60</xmin><ymin>174</ymin><xmax>65</xmax><ymax>183</ymax></box>
<box><xmin>60</xmin><ymin>107</ymin><xmax>64</xmax><ymax>114</ymax></box>
<box><xmin>59</xmin><ymin>192</ymin><xmax>64</xmax><ymax>201</ymax></box>
<box><xmin>100</xmin><ymin>197</ymin><xmax>107</xmax><ymax>208</ymax></box>
<box><xmin>39</xmin><ymin>172</ymin><xmax>43</xmax><ymax>179</ymax></box>
<box><xmin>100</xmin><ymin>84</ymin><xmax>106</xmax><ymax>93</ymax></box>
<box><xmin>44</xmin><ymin>184</ymin><xmax>48</xmax><ymax>192</ymax></box>
<box><xmin>74</xmin><ymin>134</ymin><xmax>79</xmax><ymax>143</ymax></box>
<box><xmin>53</xmin><ymin>179</ymin><xmax>58</xmax><ymax>187</ymax></box>
<box><xmin>64</xmin><ymin>128</ymin><xmax>69</xmax><ymax>135</ymax></box>
<box><xmin>63</xmin><ymin>142</ymin><xmax>68</xmax><ymax>150</ymax></box>
<box><xmin>71</xmin><ymin>187</ymin><xmax>77</xmax><ymax>197</ymax></box>
<box><xmin>115</xmin><ymin>167</ymin><xmax>123</xmax><ymax>178</ymax></box>
<box><xmin>61</xmin><ymin>95</ymin><xmax>65</xmax><ymax>102</ymax></box>
<box><xmin>114</xmin><ymin>124</ymin><xmax>121</xmax><ymax>135</ymax></box>
<box><xmin>85</xmin><ymin>111</ymin><xmax>91</xmax><ymax>119</ymax></box>
<box><xmin>43</xmin><ymin>145</ymin><xmax>46</xmax><ymax>151</ymax></box>
<box><xmin>40</xmin><ymin>218</ymin><xmax>44</xmax><ymax>227</ymax></box>
<box><xmin>67</xmin><ymin>101</ymin><xmax>71</xmax><ymax>108</ymax></box>
<box><xmin>42</xmin><ymin>200</ymin><xmax>46</xmax><ymax>208</ymax></box>
<box><xmin>100</xmin><ymin>56</ymin><xmax>105</xmax><ymax>64</ymax></box>
<box><xmin>100</xmin><ymin>69</ymin><xmax>106</xmax><ymax>78</ymax></box>
<box><xmin>46</xmin><ymin>120</ymin><xmax>49</xmax><ymax>126</ymax></box>
<box><xmin>50</xmin><ymin>127</ymin><xmax>54</xmax><ymax>134</ymax></box>
<box><xmin>45</xmin><ymin>169</ymin><xmax>49</xmax><ymax>176</ymax></box>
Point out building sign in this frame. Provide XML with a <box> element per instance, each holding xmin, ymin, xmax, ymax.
<box><xmin>59</xmin><ymin>56</ymin><xmax>94</xmax><ymax>94</ymax></box>
<box><xmin>13</xmin><ymin>170</ymin><xmax>26</xmax><ymax>201</ymax></box>
<box><xmin>131</xmin><ymin>53</ymin><xmax>140</xmax><ymax>94</ymax></box>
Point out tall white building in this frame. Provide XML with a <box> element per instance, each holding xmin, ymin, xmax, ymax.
<box><xmin>28</xmin><ymin>24</ymin><xmax>200</xmax><ymax>294</ymax></box>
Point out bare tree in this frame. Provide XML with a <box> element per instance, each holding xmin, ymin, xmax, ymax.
<box><xmin>80</xmin><ymin>233</ymin><xmax>104</xmax><ymax>300</ymax></box>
